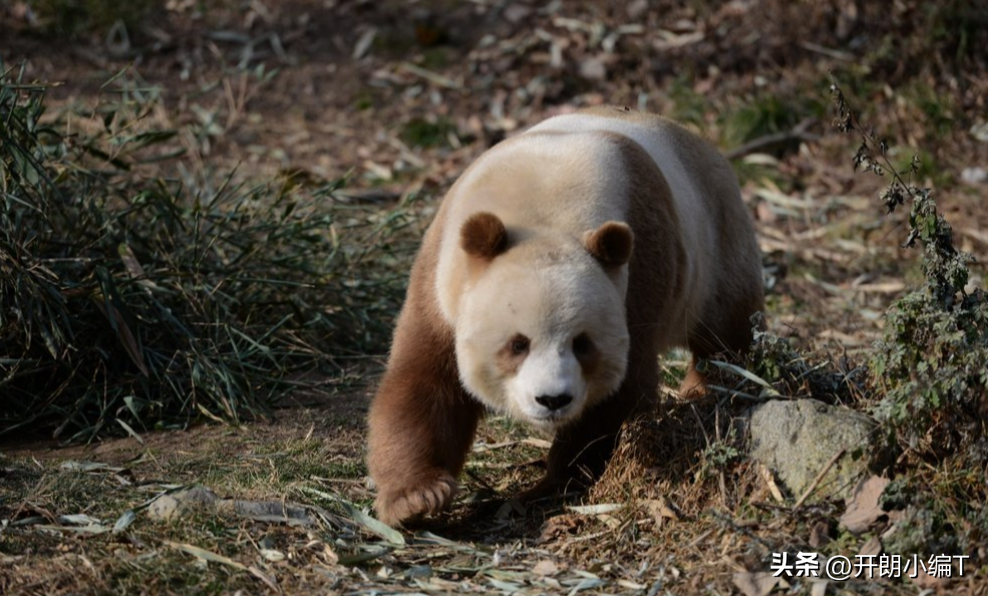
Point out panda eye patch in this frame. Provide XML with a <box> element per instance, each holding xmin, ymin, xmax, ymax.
<box><xmin>497</xmin><ymin>334</ymin><xmax>530</xmax><ymax>374</ymax></box>
<box><xmin>572</xmin><ymin>333</ymin><xmax>594</xmax><ymax>357</ymax></box>
<box><xmin>509</xmin><ymin>334</ymin><xmax>530</xmax><ymax>356</ymax></box>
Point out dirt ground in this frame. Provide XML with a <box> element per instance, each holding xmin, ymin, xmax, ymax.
<box><xmin>2</xmin><ymin>0</ymin><xmax>988</xmax><ymax>594</ymax></box>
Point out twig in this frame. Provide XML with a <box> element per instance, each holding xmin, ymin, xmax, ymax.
<box><xmin>792</xmin><ymin>448</ymin><xmax>846</xmax><ymax>511</ymax></box>
<box><xmin>399</xmin><ymin>62</ymin><xmax>462</xmax><ymax>89</ymax></box>
<box><xmin>685</xmin><ymin>528</ymin><xmax>714</xmax><ymax>550</ymax></box>
<box><xmin>561</xmin><ymin>529</ymin><xmax>610</xmax><ymax>546</ymax></box>
<box><xmin>464</xmin><ymin>469</ymin><xmax>501</xmax><ymax>495</ymax></box>
<box><xmin>724</xmin><ymin>118</ymin><xmax>819</xmax><ymax>160</ymax></box>
<box><xmin>800</xmin><ymin>42</ymin><xmax>854</xmax><ymax>61</ymax></box>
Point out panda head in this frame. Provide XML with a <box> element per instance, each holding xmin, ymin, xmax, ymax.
<box><xmin>454</xmin><ymin>212</ymin><xmax>632</xmax><ymax>429</ymax></box>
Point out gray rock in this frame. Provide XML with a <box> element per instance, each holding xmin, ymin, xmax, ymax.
<box><xmin>961</xmin><ymin>167</ymin><xmax>988</xmax><ymax>185</ymax></box>
<box><xmin>147</xmin><ymin>495</ymin><xmax>181</xmax><ymax>520</ymax></box>
<box><xmin>147</xmin><ymin>486</ymin><xmax>219</xmax><ymax>521</ymax></box>
<box><xmin>746</xmin><ymin>399</ymin><xmax>876</xmax><ymax>502</ymax></box>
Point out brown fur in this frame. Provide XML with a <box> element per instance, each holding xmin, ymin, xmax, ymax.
<box><xmin>573</xmin><ymin>333</ymin><xmax>601</xmax><ymax>378</ymax></box>
<box><xmin>495</xmin><ymin>335</ymin><xmax>528</xmax><ymax>376</ymax></box>
<box><xmin>366</xmin><ymin>215</ymin><xmax>485</xmax><ymax>526</ymax></box>
<box><xmin>460</xmin><ymin>211</ymin><xmax>508</xmax><ymax>261</ymax></box>
<box><xmin>583</xmin><ymin>221</ymin><xmax>634</xmax><ymax>268</ymax></box>
<box><xmin>366</xmin><ymin>107</ymin><xmax>763</xmax><ymax>525</ymax></box>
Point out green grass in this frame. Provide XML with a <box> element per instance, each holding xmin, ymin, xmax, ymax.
<box><xmin>667</xmin><ymin>74</ymin><xmax>711</xmax><ymax>129</ymax></box>
<box><xmin>0</xmin><ymin>64</ymin><xmax>419</xmax><ymax>440</ymax></box>
<box><xmin>399</xmin><ymin>116</ymin><xmax>459</xmax><ymax>149</ymax></box>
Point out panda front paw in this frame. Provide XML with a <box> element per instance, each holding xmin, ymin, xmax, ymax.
<box><xmin>374</xmin><ymin>471</ymin><xmax>459</xmax><ymax>527</ymax></box>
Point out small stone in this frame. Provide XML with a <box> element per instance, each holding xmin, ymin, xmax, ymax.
<box><xmin>579</xmin><ymin>57</ymin><xmax>607</xmax><ymax>81</ymax></box>
<box><xmin>147</xmin><ymin>486</ymin><xmax>219</xmax><ymax>520</ymax></box>
<box><xmin>148</xmin><ymin>495</ymin><xmax>181</xmax><ymax>520</ymax></box>
<box><xmin>533</xmin><ymin>560</ymin><xmax>559</xmax><ymax>576</ymax></box>
<box><xmin>961</xmin><ymin>167</ymin><xmax>988</xmax><ymax>185</ymax></box>
<box><xmin>970</xmin><ymin>122</ymin><xmax>988</xmax><ymax>143</ymax></box>
<box><xmin>176</xmin><ymin>486</ymin><xmax>220</xmax><ymax>506</ymax></box>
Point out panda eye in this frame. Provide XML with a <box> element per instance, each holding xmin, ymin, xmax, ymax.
<box><xmin>573</xmin><ymin>333</ymin><xmax>594</xmax><ymax>357</ymax></box>
<box><xmin>509</xmin><ymin>334</ymin><xmax>530</xmax><ymax>356</ymax></box>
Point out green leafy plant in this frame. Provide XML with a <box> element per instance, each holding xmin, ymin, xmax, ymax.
<box><xmin>702</xmin><ymin>313</ymin><xmax>868</xmax><ymax>405</ymax></box>
<box><xmin>830</xmin><ymin>79</ymin><xmax>988</xmax><ymax>459</ymax></box>
<box><xmin>0</xmin><ymin>63</ymin><xmax>416</xmax><ymax>441</ymax></box>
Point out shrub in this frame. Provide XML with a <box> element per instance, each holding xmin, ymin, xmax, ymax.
<box><xmin>0</xmin><ymin>63</ymin><xmax>414</xmax><ymax>440</ymax></box>
<box><xmin>830</xmin><ymin>79</ymin><xmax>988</xmax><ymax>460</ymax></box>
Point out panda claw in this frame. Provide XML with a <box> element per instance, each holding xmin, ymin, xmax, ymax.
<box><xmin>375</xmin><ymin>472</ymin><xmax>458</xmax><ymax>527</ymax></box>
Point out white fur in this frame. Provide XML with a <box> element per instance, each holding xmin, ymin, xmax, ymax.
<box><xmin>454</xmin><ymin>252</ymin><xmax>628</xmax><ymax>428</ymax></box>
<box><xmin>527</xmin><ymin>114</ymin><xmax>713</xmax><ymax>326</ymax></box>
<box><xmin>434</xmin><ymin>132</ymin><xmax>632</xmax><ymax>325</ymax></box>
<box><xmin>509</xmin><ymin>343</ymin><xmax>586</xmax><ymax>425</ymax></box>
<box><xmin>439</xmin><ymin>112</ymin><xmax>721</xmax><ymax>428</ymax></box>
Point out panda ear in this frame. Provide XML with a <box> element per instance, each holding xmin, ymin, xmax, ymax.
<box><xmin>583</xmin><ymin>221</ymin><xmax>634</xmax><ymax>268</ymax></box>
<box><xmin>460</xmin><ymin>212</ymin><xmax>508</xmax><ymax>261</ymax></box>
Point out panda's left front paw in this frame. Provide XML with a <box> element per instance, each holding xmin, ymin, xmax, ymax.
<box><xmin>374</xmin><ymin>471</ymin><xmax>458</xmax><ymax>527</ymax></box>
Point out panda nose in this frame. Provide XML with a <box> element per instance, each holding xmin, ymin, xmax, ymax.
<box><xmin>535</xmin><ymin>393</ymin><xmax>573</xmax><ymax>411</ymax></box>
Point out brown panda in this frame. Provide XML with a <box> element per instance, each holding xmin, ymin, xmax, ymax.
<box><xmin>366</xmin><ymin>107</ymin><xmax>764</xmax><ymax>526</ymax></box>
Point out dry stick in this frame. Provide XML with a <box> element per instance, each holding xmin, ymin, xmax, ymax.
<box><xmin>715</xmin><ymin>406</ymin><xmax>731</xmax><ymax>509</ymax></box>
<box><xmin>685</xmin><ymin>528</ymin><xmax>715</xmax><ymax>550</ymax></box>
<box><xmin>792</xmin><ymin>448</ymin><xmax>846</xmax><ymax>511</ymax></box>
<box><xmin>724</xmin><ymin>118</ymin><xmax>820</xmax><ymax>160</ymax></box>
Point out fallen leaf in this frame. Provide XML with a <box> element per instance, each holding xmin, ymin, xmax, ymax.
<box><xmin>352</xmin><ymin>27</ymin><xmax>376</xmax><ymax>60</ymax></box>
<box><xmin>320</xmin><ymin>543</ymin><xmax>339</xmax><ymax>565</ymax></box>
<box><xmin>112</xmin><ymin>510</ymin><xmax>136</xmax><ymax>533</ymax></box>
<box><xmin>58</xmin><ymin>514</ymin><xmax>102</xmax><ymax>526</ymax></box>
<box><xmin>95</xmin><ymin>296</ymin><xmax>149</xmax><ymax>377</ymax></box>
<box><xmin>302</xmin><ymin>487</ymin><xmax>405</xmax><ymax>546</ymax></box>
<box><xmin>856</xmin><ymin>536</ymin><xmax>882</xmax><ymax>578</ymax></box>
<box><xmin>532</xmin><ymin>560</ymin><xmax>558</xmax><ymax>576</ymax></box>
<box><xmin>732</xmin><ymin>571</ymin><xmax>779</xmax><ymax>596</ymax></box>
<box><xmin>537</xmin><ymin>514</ymin><xmax>579</xmax><ymax>543</ymax></box>
<box><xmin>910</xmin><ymin>564</ymin><xmax>951</xmax><ymax>590</ymax></box>
<box><xmin>35</xmin><ymin>523</ymin><xmax>110</xmax><ymax>535</ymax></box>
<box><xmin>224</xmin><ymin>499</ymin><xmax>313</xmax><ymax>526</ymax></box>
<box><xmin>808</xmin><ymin>521</ymin><xmax>830</xmax><ymax>549</ymax></box>
<box><xmin>839</xmin><ymin>476</ymin><xmax>890</xmax><ymax>534</ymax></box>
<box><xmin>249</xmin><ymin>565</ymin><xmax>280</xmax><ymax>591</ymax></box>
<box><xmin>858</xmin><ymin>536</ymin><xmax>882</xmax><ymax>557</ymax></box>
<box><xmin>167</xmin><ymin>541</ymin><xmax>247</xmax><ymax>571</ymax></box>
<box><xmin>644</xmin><ymin>497</ymin><xmax>681</xmax><ymax>522</ymax></box>
<box><xmin>59</xmin><ymin>461</ymin><xmax>125</xmax><ymax>473</ymax></box>
<box><xmin>566</xmin><ymin>503</ymin><xmax>624</xmax><ymax>515</ymax></box>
